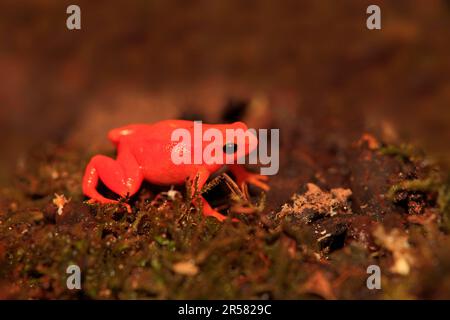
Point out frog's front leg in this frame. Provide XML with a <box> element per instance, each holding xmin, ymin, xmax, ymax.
<box><xmin>189</xmin><ymin>169</ymin><xmax>230</xmax><ymax>222</ymax></box>
<box><xmin>229</xmin><ymin>164</ymin><xmax>270</xmax><ymax>191</ymax></box>
<box><xmin>82</xmin><ymin>150</ymin><xmax>143</xmax><ymax>212</ymax></box>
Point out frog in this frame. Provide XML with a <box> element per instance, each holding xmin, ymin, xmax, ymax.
<box><xmin>82</xmin><ymin>119</ymin><xmax>269</xmax><ymax>221</ymax></box>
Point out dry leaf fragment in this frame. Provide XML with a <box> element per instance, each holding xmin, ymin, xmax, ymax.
<box><xmin>372</xmin><ymin>225</ymin><xmax>414</xmax><ymax>275</ymax></box>
<box><xmin>301</xmin><ymin>271</ymin><xmax>336</xmax><ymax>300</ymax></box>
<box><xmin>52</xmin><ymin>193</ymin><xmax>71</xmax><ymax>216</ymax></box>
<box><xmin>358</xmin><ymin>133</ymin><xmax>380</xmax><ymax>150</ymax></box>
<box><xmin>279</xmin><ymin>183</ymin><xmax>352</xmax><ymax>219</ymax></box>
<box><xmin>173</xmin><ymin>260</ymin><xmax>199</xmax><ymax>276</ymax></box>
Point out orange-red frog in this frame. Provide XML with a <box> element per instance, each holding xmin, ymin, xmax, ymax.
<box><xmin>82</xmin><ymin>120</ymin><xmax>269</xmax><ymax>221</ymax></box>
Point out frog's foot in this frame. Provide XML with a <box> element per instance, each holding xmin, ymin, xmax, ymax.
<box><xmin>189</xmin><ymin>169</ymin><xmax>238</xmax><ymax>222</ymax></box>
<box><xmin>201</xmin><ymin>198</ymin><xmax>239</xmax><ymax>222</ymax></box>
<box><xmin>229</xmin><ymin>165</ymin><xmax>270</xmax><ymax>192</ymax></box>
<box><xmin>203</xmin><ymin>205</ymin><xmax>228</xmax><ymax>222</ymax></box>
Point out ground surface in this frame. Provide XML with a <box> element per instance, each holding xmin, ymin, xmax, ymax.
<box><xmin>1</xmin><ymin>1</ymin><xmax>450</xmax><ymax>299</ymax></box>
<box><xmin>0</xmin><ymin>101</ymin><xmax>449</xmax><ymax>299</ymax></box>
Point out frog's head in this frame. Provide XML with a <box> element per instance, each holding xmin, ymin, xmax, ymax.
<box><xmin>221</xmin><ymin>122</ymin><xmax>258</xmax><ymax>163</ymax></box>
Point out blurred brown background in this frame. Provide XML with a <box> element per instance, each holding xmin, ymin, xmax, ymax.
<box><xmin>1</xmin><ymin>0</ymin><xmax>449</xmax><ymax>184</ymax></box>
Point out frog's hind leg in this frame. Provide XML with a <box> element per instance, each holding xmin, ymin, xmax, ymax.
<box><xmin>82</xmin><ymin>153</ymin><xmax>143</xmax><ymax>212</ymax></box>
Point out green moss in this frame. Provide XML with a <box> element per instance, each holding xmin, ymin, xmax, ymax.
<box><xmin>387</xmin><ymin>178</ymin><xmax>436</xmax><ymax>200</ymax></box>
<box><xmin>380</xmin><ymin>144</ymin><xmax>422</xmax><ymax>163</ymax></box>
<box><xmin>387</xmin><ymin>170</ymin><xmax>450</xmax><ymax>230</ymax></box>
<box><xmin>437</xmin><ymin>175</ymin><xmax>450</xmax><ymax>230</ymax></box>
<box><xmin>1</xmin><ymin>143</ymin><xmax>450</xmax><ymax>299</ymax></box>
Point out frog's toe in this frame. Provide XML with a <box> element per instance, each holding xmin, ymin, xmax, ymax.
<box><xmin>202</xmin><ymin>204</ymin><xmax>239</xmax><ymax>222</ymax></box>
<box><xmin>238</xmin><ymin>173</ymin><xmax>270</xmax><ymax>191</ymax></box>
<box><xmin>247</xmin><ymin>175</ymin><xmax>270</xmax><ymax>191</ymax></box>
<box><xmin>203</xmin><ymin>207</ymin><xmax>227</xmax><ymax>222</ymax></box>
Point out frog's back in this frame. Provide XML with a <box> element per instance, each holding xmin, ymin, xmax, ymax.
<box><xmin>112</xmin><ymin>121</ymin><xmax>201</xmax><ymax>185</ymax></box>
<box><xmin>108</xmin><ymin>120</ymin><xmax>196</xmax><ymax>144</ymax></box>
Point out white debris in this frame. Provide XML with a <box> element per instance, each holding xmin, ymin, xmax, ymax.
<box><xmin>52</xmin><ymin>193</ymin><xmax>71</xmax><ymax>216</ymax></box>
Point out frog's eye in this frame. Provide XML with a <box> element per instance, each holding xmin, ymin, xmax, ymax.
<box><xmin>223</xmin><ymin>143</ymin><xmax>238</xmax><ymax>154</ymax></box>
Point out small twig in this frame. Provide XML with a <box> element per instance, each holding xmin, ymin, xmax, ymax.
<box><xmin>222</xmin><ymin>173</ymin><xmax>248</xmax><ymax>201</ymax></box>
